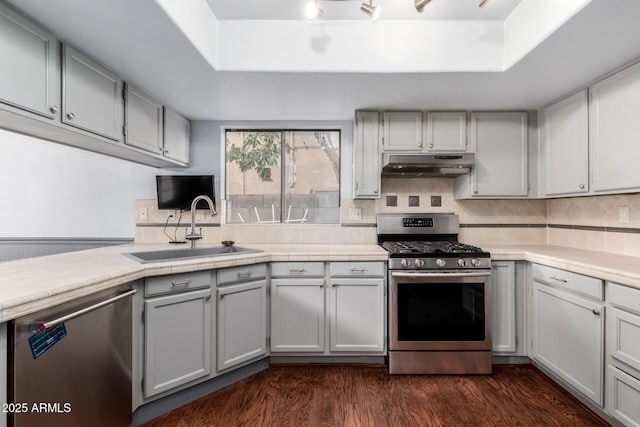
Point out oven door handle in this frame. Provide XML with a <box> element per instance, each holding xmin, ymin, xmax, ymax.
<box><xmin>391</xmin><ymin>271</ymin><xmax>491</xmax><ymax>278</ymax></box>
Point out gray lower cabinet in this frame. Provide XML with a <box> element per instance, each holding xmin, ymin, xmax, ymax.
<box><xmin>606</xmin><ymin>282</ymin><xmax>640</xmax><ymax>427</ymax></box>
<box><xmin>270</xmin><ymin>261</ymin><xmax>385</xmax><ymax>355</ymax></box>
<box><xmin>531</xmin><ymin>264</ymin><xmax>604</xmax><ymax>406</ymax></box>
<box><xmin>217</xmin><ymin>264</ymin><xmax>267</xmax><ymax>371</ymax></box>
<box><xmin>143</xmin><ymin>271</ymin><xmax>212</xmax><ymax>398</ymax></box>
<box><xmin>491</xmin><ymin>261</ymin><xmax>517</xmax><ymax>353</ymax></box>
<box><xmin>63</xmin><ymin>45</ymin><xmax>123</xmax><ymax>141</ymax></box>
<box><xmin>125</xmin><ymin>83</ymin><xmax>163</xmax><ymax>154</ymax></box>
<box><xmin>0</xmin><ymin>3</ymin><xmax>60</xmax><ymax>120</ymax></box>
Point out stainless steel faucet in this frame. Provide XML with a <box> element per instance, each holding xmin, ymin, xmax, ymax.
<box><xmin>185</xmin><ymin>195</ymin><xmax>216</xmax><ymax>249</ymax></box>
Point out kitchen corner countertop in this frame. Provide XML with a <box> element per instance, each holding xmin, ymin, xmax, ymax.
<box><xmin>0</xmin><ymin>243</ymin><xmax>388</xmax><ymax>322</ymax></box>
<box><xmin>485</xmin><ymin>244</ymin><xmax>640</xmax><ymax>290</ymax></box>
<box><xmin>1</xmin><ymin>242</ymin><xmax>640</xmax><ymax>323</ymax></box>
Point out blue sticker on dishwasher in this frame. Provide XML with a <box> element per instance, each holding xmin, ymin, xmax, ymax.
<box><xmin>29</xmin><ymin>323</ymin><xmax>67</xmax><ymax>359</ymax></box>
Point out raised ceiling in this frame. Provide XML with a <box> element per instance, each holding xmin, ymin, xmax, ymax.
<box><xmin>6</xmin><ymin>0</ymin><xmax>640</xmax><ymax>121</ymax></box>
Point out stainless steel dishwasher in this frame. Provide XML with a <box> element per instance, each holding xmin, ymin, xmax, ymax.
<box><xmin>8</xmin><ymin>285</ymin><xmax>135</xmax><ymax>427</ymax></box>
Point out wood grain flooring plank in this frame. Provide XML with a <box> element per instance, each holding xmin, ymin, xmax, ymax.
<box><xmin>140</xmin><ymin>364</ymin><xmax>610</xmax><ymax>427</ymax></box>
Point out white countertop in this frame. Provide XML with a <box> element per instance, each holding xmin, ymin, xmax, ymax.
<box><xmin>1</xmin><ymin>242</ymin><xmax>640</xmax><ymax>322</ymax></box>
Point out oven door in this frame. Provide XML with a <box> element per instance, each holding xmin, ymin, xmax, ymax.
<box><xmin>389</xmin><ymin>270</ymin><xmax>492</xmax><ymax>351</ymax></box>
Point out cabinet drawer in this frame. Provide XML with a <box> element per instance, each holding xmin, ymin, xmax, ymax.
<box><xmin>218</xmin><ymin>263</ymin><xmax>267</xmax><ymax>285</ymax></box>
<box><xmin>145</xmin><ymin>271</ymin><xmax>211</xmax><ymax>296</ymax></box>
<box><xmin>609</xmin><ymin>306</ymin><xmax>640</xmax><ymax>372</ymax></box>
<box><xmin>532</xmin><ymin>264</ymin><xmax>603</xmax><ymax>300</ymax></box>
<box><xmin>271</xmin><ymin>262</ymin><xmax>324</xmax><ymax>277</ymax></box>
<box><xmin>607</xmin><ymin>365</ymin><xmax>640</xmax><ymax>427</ymax></box>
<box><xmin>329</xmin><ymin>262</ymin><xmax>385</xmax><ymax>277</ymax></box>
<box><xmin>608</xmin><ymin>282</ymin><xmax>640</xmax><ymax>315</ymax></box>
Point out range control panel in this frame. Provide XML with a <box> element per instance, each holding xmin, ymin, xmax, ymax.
<box><xmin>402</xmin><ymin>217</ymin><xmax>434</xmax><ymax>228</ymax></box>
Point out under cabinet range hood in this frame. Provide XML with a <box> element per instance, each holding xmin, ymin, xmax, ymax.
<box><xmin>381</xmin><ymin>153</ymin><xmax>475</xmax><ymax>177</ymax></box>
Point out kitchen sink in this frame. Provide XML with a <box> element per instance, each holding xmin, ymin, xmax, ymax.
<box><xmin>124</xmin><ymin>245</ymin><xmax>262</xmax><ymax>263</ymax></box>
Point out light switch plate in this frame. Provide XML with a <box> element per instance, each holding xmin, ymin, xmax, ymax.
<box><xmin>349</xmin><ymin>207</ymin><xmax>362</xmax><ymax>220</ymax></box>
<box><xmin>138</xmin><ymin>207</ymin><xmax>148</xmax><ymax>221</ymax></box>
<box><xmin>619</xmin><ymin>206</ymin><xmax>630</xmax><ymax>224</ymax></box>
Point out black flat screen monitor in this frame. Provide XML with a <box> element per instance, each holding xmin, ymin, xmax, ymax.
<box><xmin>156</xmin><ymin>175</ymin><xmax>216</xmax><ymax>211</ymax></box>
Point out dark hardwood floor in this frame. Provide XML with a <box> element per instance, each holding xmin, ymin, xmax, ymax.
<box><xmin>140</xmin><ymin>364</ymin><xmax>610</xmax><ymax>427</ymax></box>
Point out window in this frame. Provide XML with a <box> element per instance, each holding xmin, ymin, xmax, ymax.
<box><xmin>225</xmin><ymin>130</ymin><xmax>340</xmax><ymax>224</ymax></box>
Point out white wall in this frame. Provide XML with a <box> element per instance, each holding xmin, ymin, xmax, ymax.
<box><xmin>0</xmin><ymin>129</ymin><xmax>158</xmax><ymax>238</ymax></box>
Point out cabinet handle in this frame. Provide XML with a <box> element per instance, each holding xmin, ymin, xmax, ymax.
<box><xmin>350</xmin><ymin>267</ymin><xmax>366</xmax><ymax>272</ymax></box>
<box><xmin>550</xmin><ymin>275</ymin><xmax>567</xmax><ymax>283</ymax></box>
<box><xmin>319</xmin><ymin>282</ymin><xmax>324</xmax><ymax>288</ymax></box>
<box><xmin>158</xmin><ymin>147</ymin><xmax>164</xmax><ymax>152</ymax></box>
<box><xmin>236</xmin><ymin>271</ymin><xmax>253</xmax><ymax>278</ymax></box>
<box><xmin>66</xmin><ymin>112</ymin><xmax>75</xmax><ymax>120</ymax></box>
<box><xmin>332</xmin><ymin>283</ymin><xmax>338</xmax><ymax>287</ymax></box>
<box><xmin>374</xmin><ymin>188</ymin><xmax>378</xmax><ymax>194</ymax></box>
<box><xmin>579</xmin><ymin>184</ymin><xmax>585</xmax><ymax>189</ymax></box>
<box><xmin>205</xmin><ymin>295</ymin><xmax>211</xmax><ymax>302</ymax></box>
<box><xmin>289</xmin><ymin>268</ymin><xmax>306</xmax><ymax>273</ymax></box>
<box><xmin>592</xmin><ymin>309</ymin><xmax>600</xmax><ymax>316</ymax></box>
<box><xmin>220</xmin><ymin>292</ymin><xmax>225</xmax><ymax>299</ymax></box>
<box><xmin>50</xmin><ymin>106</ymin><xmax>59</xmax><ymax>114</ymax></box>
<box><xmin>429</xmin><ymin>143</ymin><xmax>434</xmax><ymax>148</ymax></box>
<box><xmin>171</xmin><ymin>279</ymin><xmax>192</xmax><ymax>287</ymax></box>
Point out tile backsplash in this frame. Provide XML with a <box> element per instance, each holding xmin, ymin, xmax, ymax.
<box><xmin>135</xmin><ymin>180</ymin><xmax>640</xmax><ymax>256</ymax></box>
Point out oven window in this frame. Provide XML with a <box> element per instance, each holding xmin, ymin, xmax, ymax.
<box><xmin>397</xmin><ymin>282</ymin><xmax>485</xmax><ymax>341</ymax></box>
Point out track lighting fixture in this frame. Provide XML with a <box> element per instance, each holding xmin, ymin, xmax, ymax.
<box><xmin>305</xmin><ymin>0</ymin><xmax>324</xmax><ymax>20</ymax></box>
<box><xmin>360</xmin><ymin>0</ymin><xmax>381</xmax><ymax>21</ymax></box>
<box><xmin>307</xmin><ymin>0</ymin><xmax>487</xmax><ymax>21</ymax></box>
<box><xmin>414</xmin><ymin>0</ymin><xmax>431</xmax><ymax>13</ymax></box>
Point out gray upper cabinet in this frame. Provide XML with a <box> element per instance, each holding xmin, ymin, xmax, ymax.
<box><xmin>542</xmin><ymin>90</ymin><xmax>589</xmax><ymax>196</ymax></box>
<box><xmin>454</xmin><ymin>112</ymin><xmax>528</xmax><ymax>198</ymax></box>
<box><xmin>63</xmin><ymin>45</ymin><xmax>123</xmax><ymax>141</ymax></box>
<box><xmin>382</xmin><ymin>111</ymin><xmax>423</xmax><ymax>152</ymax></box>
<box><xmin>125</xmin><ymin>83</ymin><xmax>163</xmax><ymax>154</ymax></box>
<box><xmin>353</xmin><ymin>111</ymin><xmax>381</xmax><ymax>199</ymax></box>
<box><xmin>164</xmin><ymin>107</ymin><xmax>190</xmax><ymax>164</ymax></box>
<box><xmin>425</xmin><ymin>112</ymin><xmax>467</xmax><ymax>152</ymax></box>
<box><xmin>0</xmin><ymin>3</ymin><xmax>60</xmax><ymax>120</ymax></box>
<box><xmin>590</xmin><ymin>61</ymin><xmax>640</xmax><ymax>193</ymax></box>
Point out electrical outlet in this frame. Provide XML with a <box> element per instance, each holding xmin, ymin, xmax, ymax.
<box><xmin>197</xmin><ymin>209</ymin><xmax>206</xmax><ymax>221</ymax></box>
<box><xmin>138</xmin><ymin>207</ymin><xmax>148</xmax><ymax>221</ymax></box>
<box><xmin>619</xmin><ymin>206</ymin><xmax>630</xmax><ymax>224</ymax></box>
<box><xmin>409</xmin><ymin>195</ymin><xmax>420</xmax><ymax>207</ymax></box>
<box><xmin>349</xmin><ymin>208</ymin><xmax>362</xmax><ymax>221</ymax></box>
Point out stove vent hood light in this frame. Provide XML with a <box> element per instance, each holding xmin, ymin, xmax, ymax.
<box><xmin>381</xmin><ymin>153</ymin><xmax>475</xmax><ymax>177</ymax></box>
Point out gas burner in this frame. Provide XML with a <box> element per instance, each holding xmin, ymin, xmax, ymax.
<box><xmin>381</xmin><ymin>241</ymin><xmax>483</xmax><ymax>256</ymax></box>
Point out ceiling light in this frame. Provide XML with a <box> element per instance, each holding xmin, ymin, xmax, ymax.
<box><xmin>305</xmin><ymin>1</ymin><xmax>324</xmax><ymax>19</ymax></box>
<box><xmin>414</xmin><ymin>0</ymin><xmax>431</xmax><ymax>13</ymax></box>
<box><xmin>477</xmin><ymin>0</ymin><xmax>488</xmax><ymax>7</ymax></box>
<box><xmin>361</xmin><ymin>1</ymin><xmax>381</xmax><ymax>21</ymax></box>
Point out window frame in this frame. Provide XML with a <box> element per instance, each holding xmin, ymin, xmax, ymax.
<box><xmin>221</xmin><ymin>126</ymin><xmax>342</xmax><ymax>224</ymax></box>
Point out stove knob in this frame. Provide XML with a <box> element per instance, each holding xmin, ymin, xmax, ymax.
<box><xmin>415</xmin><ymin>259</ymin><xmax>425</xmax><ymax>268</ymax></box>
<box><xmin>436</xmin><ymin>258</ymin><xmax>446</xmax><ymax>268</ymax></box>
<box><xmin>401</xmin><ymin>259</ymin><xmax>410</xmax><ymax>268</ymax></box>
<box><xmin>458</xmin><ymin>258</ymin><xmax>467</xmax><ymax>267</ymax></box>
<box><xmin>471</xmin><ymin>258</ymin><xmax>481</xmax><ymax>267</ymax></box>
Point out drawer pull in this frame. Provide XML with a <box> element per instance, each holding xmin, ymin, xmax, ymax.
<box><xmin>332</xmin><ymin>283</ymin><xmax>339</xmax><ymax>287</ymax></box>
<box><xmin>319</xmin><ymin>282</ymin><xmax>324</xmax><ymax>288</ymax></box>
<box><xmin>220</xmin><ymin>292</ymin><xmax>225</xmax><ymax>299</ymax></box>
<box><xmin>236</xmin><ymin>271</ymin><xmax>253</xmax><ymax>278</ymax></box>
<box><xmin>350</xmin><ymin>267</ymin><xmax>366</xmax><ymax>272</ymax></box>
<box><xmin>550</xmin><ymin>275</ymin><xmax>567</xmax><ymax>283</ymax></box>
<box><xmin>171</xmin><ymin>279</ymin><xmax>192</xmax><ymax>287</ymax></box>
<box><xmin>205</xmin><ymin>295</ymin><xmax>211</xmax><ymax>302</ymax></box>
<box><xmin>592</xmin><ymin>309</ymin><xmax>600</xmax><ymax>316</ymax></box>
<box><xmin>289</xmin><ymin>268</ymin><xmax>307</xmax><ymax>273</ymax></box>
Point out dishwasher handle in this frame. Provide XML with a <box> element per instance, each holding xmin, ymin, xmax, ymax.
<box><xmin>38</xmin><ymin>289</ymin><xmax>137</xmax><ymax>331</ymax></box>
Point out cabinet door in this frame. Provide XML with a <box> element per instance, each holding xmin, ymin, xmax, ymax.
<box><xmin>532</xmin><ymin>282</ymin><xmax>604</xmax><ymax>405</ymax></box>
<box><xmin>0</xmin><ymin>4</ymin><xmax>60</xmax><ymax>119</ymax></box>
<box><xmin>353</xmin><ymin>111</ymin><xmax>381</xmax><ymax>198</ymax></box>
<box><xmin>164</xmin><ymin>107</ymin><xmax>190</xmax><ymax>164</ymax></box>
<box><xmin>590</xmin><ymin>61</ymin><xmax>640</xmax><ymax>193</ymax></box>
<box><xmin>217</xmin><ymin>280</ymin><xmax>267</xmax><ymax>371</ymax></box>
<box><xmin>469</xmin><ymin>112</ymin><xmax>528</xmax><ymax>197</ymax></box>
<box><xmin>329</xmin><ymin>278</ymin><xmax>384</xmax><ymax>352</ymax></box>
<box><xmin>492</xmin><ymin>262</ymin><xmax>516</xmax><ymax>353</ymax></box>
<box><xmin>425</xmin><ymin>112</ymin><xmax>467</xmax><ymax>152</ymax></box>
<box><xmin>271</xmin><ymin>278</ymin><xmax>325</xmax><ymax>352</ymax></box>
<box><xmin>144</xmin><ymin>288</ymin><xmax>211</xmax><ymax>398</ymax></box>
<box><xmin>63</xmin><ymin>45</ymin><xmax>123</xmax><ymax>141</ymax></box>
<box><xmin>125</xmin><ymin>84</ymin><xmax>163</xmax><ymax>154</ymax></box>
<box><xmin>382</xmin><ymin>111</ymin><xmax>423</xmax><ymax>152</ymax></box>
<box><xmin>606</xmin><ymin>365</ymin><xmax>640</xmax><ymax>427</ymax></box>
<box><xmin>608</xmin><ymin>306</ymin><xmax>640</xmax><ymax>372</ymax></box>
<box><xmin>543</xmin><ymin>90</ymin><xmax>589</xmax><ymax>196</ymax></box>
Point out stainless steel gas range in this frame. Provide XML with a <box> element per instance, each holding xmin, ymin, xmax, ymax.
<box><xmin>378</xmin><ymin>213</ymin><xmax>492</xmax><ymax>375</ymax></box>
